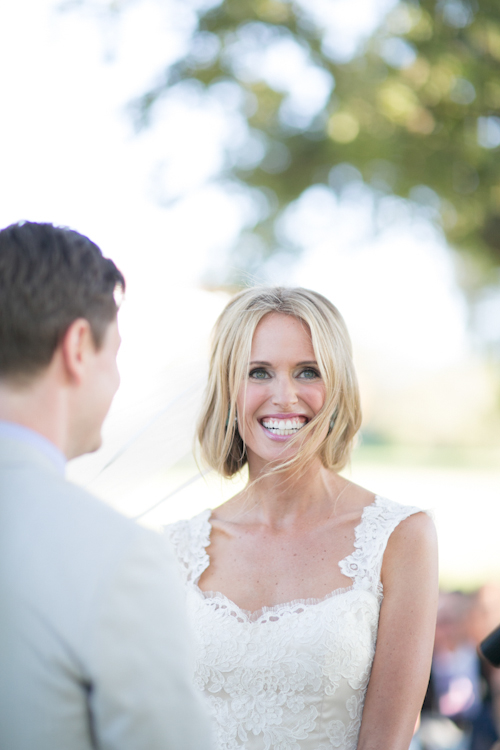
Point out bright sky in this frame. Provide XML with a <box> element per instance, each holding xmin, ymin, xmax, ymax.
<box><xmin>0</xmin><ymin>0</ymin><xmax>470</xmax><ymax>413</ymax></box>
<box><xmin>0</xmin><ymin>0</ymin><xmax>469</xmax><ymax>351</ymax></box>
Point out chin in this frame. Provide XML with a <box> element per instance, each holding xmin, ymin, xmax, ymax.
<box><xmin>251</xmin><ymin>444</ymin><xmax>301</xmax><ymax>467</ymax></box>
<box><xmin>88</xmin><ymin>434</ymin><xmax>103</xmax><ymax>453</ymax></box>
<box><xmin>74</xmin><ymin>433</ymin><xmax>102</xmax><ymax>458</ymax></box>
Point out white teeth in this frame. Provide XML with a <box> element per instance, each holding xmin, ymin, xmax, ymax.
<box><xmin>262</xmin><ymin>418</ymin><xmax>306</xmax><ymax>436</ymax></box>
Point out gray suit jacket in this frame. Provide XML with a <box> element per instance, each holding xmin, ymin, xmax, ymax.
<box><xmin>0</xmin><ymin>437</ymin><xmax>212</xmax><ymax>749</ymax></box>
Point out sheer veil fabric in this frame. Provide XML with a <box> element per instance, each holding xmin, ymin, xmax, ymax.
<box><xmin>165</xmin><ymin>497</ymin><xmax>427</xmax><ymax>750</ymax></box>
<box><xmin>67</xmin><ymin>363</ymin><xmax>209</xmax><ymax>519</ymax></box>
<box><xmin>67</xmin><ymin>289</ymin><xmax>230</xmax><ymax>521</ymax></box>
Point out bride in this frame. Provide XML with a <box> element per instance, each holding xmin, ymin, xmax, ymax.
<box><xmin>165</xmin><ymin>286</ymin><xmax>438</xmax><ymax>750</ymax></box>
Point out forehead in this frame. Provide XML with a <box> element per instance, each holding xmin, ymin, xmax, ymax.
<box><xmin>251</xmin><ymin>313</ymin><xmax>314</xmax><ymax>358</ymax></box>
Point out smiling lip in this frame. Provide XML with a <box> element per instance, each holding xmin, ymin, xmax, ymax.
<box><xmin>259</xmin><ymin>413</ymin><xmax>309</xmax><ymax>440</ymax></box>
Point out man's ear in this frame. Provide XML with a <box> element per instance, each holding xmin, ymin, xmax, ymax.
<box><xmin>60</xmin><ymin>318</ymin><xmax>95</xmax><ymax>384</ymax></box>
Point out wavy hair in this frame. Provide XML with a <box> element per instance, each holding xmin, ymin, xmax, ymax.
<box><xmin>197</xmin><ymin>287</ymin><xmax>361</xmax><ymax>478</ymax></box>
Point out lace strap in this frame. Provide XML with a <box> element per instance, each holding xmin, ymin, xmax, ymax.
<box><xmin>163</xmin><ymin>509</ymin><xmax>212</xmax><ymax>584</ymax></box>
<box><xmin>339</xmin><ymin>496</ymin><xmax>425</xmax><ymax>596</ymax></box>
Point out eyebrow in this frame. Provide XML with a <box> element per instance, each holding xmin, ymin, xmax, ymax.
<box><xmin>249</xmin><ymin>360</ymin><xmax>319</xmax><ymax>366</ymax></box>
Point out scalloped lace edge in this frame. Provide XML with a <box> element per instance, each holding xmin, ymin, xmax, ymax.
<box><xmin>197</xmin><ymin>583</ymin><xmax>359</xmax><ymax>623</ymax></box>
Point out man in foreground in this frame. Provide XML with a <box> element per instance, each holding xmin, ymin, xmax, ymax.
<box><xmin>0</xmin><ymin>222</ymin><xmax>211</xmax><ymax>749</ymax></box>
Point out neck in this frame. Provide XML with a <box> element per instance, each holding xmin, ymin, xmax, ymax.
<box><xmin>0</xmin><ymin>373</ymin><xmax>70</xmax><ymax>458</ymax></box>
<box><xmin>243</xmin><ymin>456</ymin><xmax>347</xmax><ymax>528</ymax></box>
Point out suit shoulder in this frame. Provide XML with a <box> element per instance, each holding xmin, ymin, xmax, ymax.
<box><xmin>1</xmin><ymin>461</ymin><xmax>159</xmax><ymax>569</ymax></box>
<box><xmin>60</xmin><ymin>477</ymin><xmax>164</xmax><ymax>560</ymax></box>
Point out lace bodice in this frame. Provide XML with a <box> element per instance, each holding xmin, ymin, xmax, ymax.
<box><xmin>165</xmin><ymin>497</ymin><xmax>423</xmax><ymax>750</ymax></box>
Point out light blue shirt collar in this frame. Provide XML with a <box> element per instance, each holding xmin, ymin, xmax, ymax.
<box><xmin>0</xmin><ymin>421</ymin><xmax>66</xmax><ymax>475</ymax></box>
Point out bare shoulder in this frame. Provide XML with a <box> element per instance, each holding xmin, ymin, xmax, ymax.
<box><xmin>386</xmin><ymin>510</ymin><xmax>437</xmax><ymax>554</ymax></box>
<box><xmin>382</xmin><ymin>509</ymin><xmax>438</xmax><ymax>587</ymax></box>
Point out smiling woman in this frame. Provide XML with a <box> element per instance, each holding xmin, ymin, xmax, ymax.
<box><xmin>237</xmin><ymin>312</ymin><xmax>334</xmax><ymax>469</ymax></box>
<box><xmin>197</xmin><ymin>287</ymin><xmax>362</xmax><ymax>479</ymax></box>
<box><xmin>164</xmin><ymin>286</ymin><xmax>439</xmax><ymax>750</ymax></box>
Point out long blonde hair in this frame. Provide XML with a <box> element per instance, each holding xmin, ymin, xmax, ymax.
<box><xmin>197</xmin><ymin>287</ymin><xmax>362</xmax><ymax>478</ymax></box>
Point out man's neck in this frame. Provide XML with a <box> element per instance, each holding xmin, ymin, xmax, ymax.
<box><xmin>0</xmin><ymin>376</ymin><xmax>69</xmax><ymax>458</ymax></box>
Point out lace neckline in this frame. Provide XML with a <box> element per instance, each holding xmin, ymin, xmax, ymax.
<box><xmin>197</xmin><ymin>584</ymin><xmax>358</xmax><ymax>624</ymax></box>
<box><xmin>191</xmin><ymin>496</ymin><xmax>385</xmax><ymax>621</ymax></box>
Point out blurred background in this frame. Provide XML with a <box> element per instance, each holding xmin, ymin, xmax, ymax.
<box><xmin>2</xmin><ymin>2</ymin><xmax>500</xmax><ymax>745</ymax></box>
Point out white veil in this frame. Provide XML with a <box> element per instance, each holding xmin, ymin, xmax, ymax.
<box><xmin>67</xmin><ymin>286</ymin><xmax>244</xmax><ymax>527</ymax></box>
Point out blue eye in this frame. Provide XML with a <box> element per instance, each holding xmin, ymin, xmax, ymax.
<box><xmin>298</xmin><ymin>368</ymin><xmax>320</xmax><ymax>380</ymax></box>
<box><xmin>249</xmin><ymin>368</ymin><xmax>270</xmax><ymax>380</ymax></box>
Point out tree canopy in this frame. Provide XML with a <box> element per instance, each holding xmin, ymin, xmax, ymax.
<box><xmin>72</xmin><ymin>0</ymin><xmax>500</xmax><ymax>284</ymax></box>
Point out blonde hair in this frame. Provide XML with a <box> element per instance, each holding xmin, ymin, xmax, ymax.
<box><xmin>197</xmin><ymin>287</ymin><xmax>361</xmax><ymax>478</ymax></box>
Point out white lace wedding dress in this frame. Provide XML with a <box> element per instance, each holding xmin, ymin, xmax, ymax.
<box><xmin>165</xmin><ymin>496</ymin><xmax>423</xmax><ymax>750</ymax></box>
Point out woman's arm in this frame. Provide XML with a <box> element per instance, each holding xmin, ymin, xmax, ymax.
<box><xmin>356</xmin><ymin>511</ymin><xmax>439</xmax><ymax>750</ymax></box>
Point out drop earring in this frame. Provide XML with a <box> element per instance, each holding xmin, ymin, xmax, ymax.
<box><xmin>226</xmin><ymin>407</ymin><xmax>238</xmax><ymax>427</ymax></box>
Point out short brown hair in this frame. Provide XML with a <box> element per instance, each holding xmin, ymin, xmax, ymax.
<box><xmin>197</xmin><ymin>286</ymin><xmax>362</xmax><ymax>478</ymax></box>
<box><xmin>0</xmin><ymin>221</ymin><xmax>125</xmax><ymax>379</ymax></box>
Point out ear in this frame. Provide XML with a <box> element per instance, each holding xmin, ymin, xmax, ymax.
<box><xmin>60</xmin><ymin>318</ymin><xmax>95</xmax><ymax>384</ymax></box>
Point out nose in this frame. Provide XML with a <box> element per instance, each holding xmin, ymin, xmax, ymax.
<box><xmin>271</xmin><ymin>373</ymin><xmax>299</xmax><ymax>409</ymax></box>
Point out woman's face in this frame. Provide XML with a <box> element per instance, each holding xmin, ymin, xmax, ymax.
<box><xmin>236</xmin><ymin>312</ymin><xmax>326</xmax><ymax>469</ymax></box>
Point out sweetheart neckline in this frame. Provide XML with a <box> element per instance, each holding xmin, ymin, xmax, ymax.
<box><xmin>192</xmin><ymin>495</ymin><xmax>385</xmax><ymax>621</ymax></box>
<box><xmin>191</xmin><ymin>582</ymin><xmax>378</xmax><ymax>624</ymax></box>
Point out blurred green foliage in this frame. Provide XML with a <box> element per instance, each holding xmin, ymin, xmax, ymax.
<box><xmin>74</xmin><ymin>0</ymin><xmax>500</xmax><ymax>282</ymax></box>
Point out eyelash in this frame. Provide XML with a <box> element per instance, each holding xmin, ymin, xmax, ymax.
<box><xmin>248</xmin><ymin>368</ymin><xmax>321</xmax><ymax>380</ymax></box>
<box><xmin>299</xmin><ymin>368</ymin><xmax>321</xmax><ymax>380</ymax></box>
<box><xmin>249</xmin><ymin>368</ymin><xmax>270</xmax><ymax>380</ymax></box>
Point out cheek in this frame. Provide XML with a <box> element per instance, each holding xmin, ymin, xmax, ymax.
<box><xmin>238</xmin><ymin>383</ymin><xmax>266</xmax><ymax>420</ymax></box>
<box><xmin>111</xmin><ymin>360</ymin><xmax>120</xmax><ymax>391</ymax></box>
<box><xmin>97</xmin><ymin>356</ymin><xmax>120</xmax><ymax>406</ymax></box>
<box><xmin>305</xmin><ymin>384</ymin><xmax>326</xmax><ymax>413</ymax></box>
<box><xmin>109</xmin><ymin>363</ymin><xmax>120</xmax><ymax>401</ymax></box>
